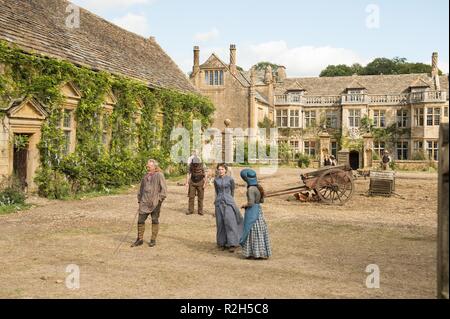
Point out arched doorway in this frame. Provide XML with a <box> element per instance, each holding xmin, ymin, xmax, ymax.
<box><xmin>349</xmin><ymin>150</ymin><xmax>360</xmax><ymax>170</ymax></box>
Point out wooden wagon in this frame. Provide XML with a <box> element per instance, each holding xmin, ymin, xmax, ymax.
<box><xmin>266</xmin><ymin>165</ymin><xmax>355</xmax><ymax>205</ymax></box>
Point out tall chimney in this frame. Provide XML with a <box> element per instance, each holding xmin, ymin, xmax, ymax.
<box><xmin>193</xmin><ymin>46</ymin><xmax>200</xmax><ymax>75</ymax></box>
<box><xmin>432</xmin><ymin>52</ymin><xmax>439</xmax><ymax>77</ymax></box>
<box><xmin>230</xmin><ymin>44</ymin><xmax>237</xmax><ymax>74</ymax></box>
<box><xmin>277</xmin><ymin>66</ymin><xmax>286</xmax><ymax>82</ymax></box>
<box><xmin>432</xmin><ymin>52</ymin><xmax>440</xmax><ymax>90</ymax></box>
<box><xmin>264</xmin><ymin>65</ymin><xmax>273</xmax><ymax>84</ymax></box>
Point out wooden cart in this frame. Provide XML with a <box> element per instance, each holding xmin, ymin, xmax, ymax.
<box><xmin>266</xmin><ymin>165</ymin><xmax>355</xmax><ymax>205</ymax></box>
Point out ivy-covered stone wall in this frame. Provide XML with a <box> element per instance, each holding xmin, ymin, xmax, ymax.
<box><xmin>0</xmin><ymin>41</ymin><xmax>214</xmax><ymax>198</ymax></box>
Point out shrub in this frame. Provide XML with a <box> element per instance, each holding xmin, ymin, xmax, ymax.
<box><xmin>0</xmin><ymin>175</ymin><xmax>26</xmax><ymax>206</ymax></box>
<box><xmin>296</xmin><ymin>153</ymin><xmax>311</xmax><ymax>168</ymax></box>
<box><xmin>34</xmin><ymin>168</ymin><xmax>70</xmax><ymax>199</ymax></box>
<box><xmin>0</xmin><ymin>187</ymin><xmax>25</xmax><ymax>206</ymax></box>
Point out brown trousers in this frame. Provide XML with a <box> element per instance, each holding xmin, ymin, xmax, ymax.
<box><xmin>188</xmin><ymin>179</ymin><xmax>205</xmax><ymax>214</ymax></box>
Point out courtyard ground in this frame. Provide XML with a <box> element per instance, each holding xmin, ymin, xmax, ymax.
<box><xmin>0</xmin><ymin>167</ymin><xmax>438</xmax><ymax>298</ymax></box>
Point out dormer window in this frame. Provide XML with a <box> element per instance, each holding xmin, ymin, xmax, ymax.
<box><xmin>205</xmin><ymin>70</ymin><xmax>224</xmax><ymax>86</ymax></box>
<box><xmin>347</xmin><ymin>89</ymin><xmax>364</xmax><ymax>95</ymax></box>
<box><xmin>410</xmin><ymin>87</ymin><xmax>427</xmax><ymax>93</ymax></box>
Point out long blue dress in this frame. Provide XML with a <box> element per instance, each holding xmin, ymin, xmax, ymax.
<box><xmin>214</xmin><ymin>175</ymin><xmax>243</xmax><ymax>247</ymax></box>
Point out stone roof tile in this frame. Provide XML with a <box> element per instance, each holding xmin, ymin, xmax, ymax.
<box><xmin>0</xmin><ymin>0</ymin><xmax>197</xmax><ymax>93</ymax></box>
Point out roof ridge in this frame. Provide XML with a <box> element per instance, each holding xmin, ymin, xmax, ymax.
<box><xmin>286</xmin><ymin>73</ymin><xmax>431</xmax><ymax>81</ymax></box>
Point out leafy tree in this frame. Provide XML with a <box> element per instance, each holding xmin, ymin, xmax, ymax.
<box><xmin>320</xmin><ymin>64</ymin><xmax>355</xmax><ymax>77</ymax></box>
<box><xmin>258</xmin><ymin>116</ymin><xmax>275</xmax><ymax>130</ymax></box>
<box><xmin>320</xmin><ymin>57</ymin><xmax>443</xmax><ymax>77</ymax></box>
<box><xmin>363</xmin><ymin>58</ymin><xmax>399</xmax><ymax>75</ymax></box>
<box><xmin>253</xmin><ymin>62</ymin><xmax>282</xmax><ymax>72</ymax></box>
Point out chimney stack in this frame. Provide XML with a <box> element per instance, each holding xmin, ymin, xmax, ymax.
<box><xmin>230</xmin><ymin>44</ymin><xmax>237</xmax><ymax>74</ymax></box>
<box><xmin>277</xmin><ymin>66</ymin><xmax>286</xmax><ymax>82</ymax></box>
<box><xmin>264</xmin><ymin>65</ymin><xmax>273</xmax><ymax>84</ymax></box>
<box><xmin>432</xmin><ymin>52</ymin><xmax>439</xmax><ymax>77</ymax></box>
<box><xmin>193</xmin><ymin>46</ymin><xmax>200</xmax><ymax>75</ymax></box>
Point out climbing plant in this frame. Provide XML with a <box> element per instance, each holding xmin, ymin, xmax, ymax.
<box><xmin>0</xmin><ymin>40</ymin><xmax>215</xmax><ymax>198</ymax></box>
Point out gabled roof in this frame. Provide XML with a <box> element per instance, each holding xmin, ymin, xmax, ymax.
<box><xmin>286</xmin><ymin>80</ymin><xmax>306</xmax><ymax>91</ymax></box>
<box><xmin>255</xmin><ymin>91</ymin><xmax>269</xmax><ymax>105</ymax></box>
<box><xmin>345</xmin><ymin>78</ymin><xmax>366</xmax><ymax>90</ymax></box>
<box><xmin>200</xmin><ymin>54</ymin><xmax>228</xmax><ymax>69</ymax></box>
<box><xmin>199</xmin><ymin>53</ymin><xmax>251</xmax><ymax>87</ymax></box>
<box><xmin>275</xmin><ymin>74</ymin><xmax>448</xmax><ymax>95</ymax></box>
<box><xmin>0</xmin><ymin>0</ymin><xmax>197</xmax><ymax>93</ymax></box>
<box><xmin>409</xmin><ymin>77</ymin><xmax>431</xmax><ymax>88</ymax></box>
<box><xmin>6</xmin><ymin>97</ymin><xmax>49</xmax><ymax>119</ymax></box>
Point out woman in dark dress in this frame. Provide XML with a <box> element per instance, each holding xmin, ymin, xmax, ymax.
<box><xmin>214</xmin><ymin>164</ymin><xmax>243</xmax><ymax>253</ymax></box>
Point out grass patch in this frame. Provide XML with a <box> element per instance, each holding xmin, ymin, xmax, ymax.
<box><xmin>0</xmin><ymin>203</ymin><xmax>32</xmax><ymax>216</ymax></box>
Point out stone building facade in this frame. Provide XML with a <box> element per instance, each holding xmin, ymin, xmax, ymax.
<box><xmin>0</xmin><ymin>0</ymin><xmax>197</xmax><ymax>190</ymax></box>
<box><xmin>191</xmin><ymin>46</ymin><xmax>449</xmax><ymax>169</ymax></box>
<box><xmin>190</xmin><ymin>45</ymin><xmax>273</xmax><ymax>130</ymax></box>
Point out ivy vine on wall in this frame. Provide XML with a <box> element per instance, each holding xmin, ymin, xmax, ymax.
<box><xmin>0</xmin><ymin>41</ymin><xmax>215</xmax><ymax>198</ymax></box>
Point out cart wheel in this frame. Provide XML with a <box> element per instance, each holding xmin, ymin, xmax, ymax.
<box><xmin>315</xmin><ymin>168</ymin><xmax>354</xmax><ymax>205</ymax></box>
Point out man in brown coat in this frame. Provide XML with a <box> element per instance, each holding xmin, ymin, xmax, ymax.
<box><xmin>132</xmin><ymin>159</ymin><xmax>167</xmax><ymax>248</ymax></box>
<box><xmin>186</xmin><ymin>154</ymin><xmax>207</xmax><ymax>215</ymax></box>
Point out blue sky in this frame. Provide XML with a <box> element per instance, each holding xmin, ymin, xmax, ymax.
<box><xmin>72</xmin><ymin>0</ymin><xmax>449</xmax><ymax>77</ymax></box>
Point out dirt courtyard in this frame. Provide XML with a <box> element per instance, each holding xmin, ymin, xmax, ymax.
<box><xmin>0</xmin><ymin>167</ymin><xmax>439</xmax><ymax>299</ymax></box>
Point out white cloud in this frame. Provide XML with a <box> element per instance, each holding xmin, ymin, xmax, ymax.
<box><xmin>112</xmin><ymin>13</ymin><xmax>150</xmax><ymax>37</ymax></box>
<box><xmin>194</xmin><ymin>28</ymin><xmax>220</xmax><ymax>42</ymax></box>
<box><xmin>439</xmin><ymin>61</ymin><xmax>449</xmax><ymax>74</ymax></box>
<box><xmin>240</xmin><ymin>41</ymin><xmax>368</xmax><ymax>77</ymax></box>
<box><xmin>187</xmin><ymin>41</ymin><xmax>368</xmax><ymax>77</ymax></box>
<box><xmin>72</xmin><ymin>0</ymin><xmax>155</xmax><ymax>11</ymax></box>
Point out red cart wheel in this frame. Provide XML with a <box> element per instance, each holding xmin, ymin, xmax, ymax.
<box><xmin>315</xmin><ymin>168</ymin><xmax>354</xmax><ymax>205</ymax></box>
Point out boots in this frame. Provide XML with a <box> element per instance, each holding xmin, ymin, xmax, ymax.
<box><xmin>131</xmin><ymin>223</ymin><xmax>145</xmax><ymax>247</ymax></box>
<box><xmin>149</xmin><ymin>223</ymin><xmax>159</xmax><ymax>247</ymax></box>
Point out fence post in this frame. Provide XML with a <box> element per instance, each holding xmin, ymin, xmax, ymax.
<box><xmin>438</xmin><ymin>123</ymin><xmax>449</xmax><ymax>299</ymax></box>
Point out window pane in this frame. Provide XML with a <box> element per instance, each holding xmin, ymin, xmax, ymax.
<box><xmin>63</xmin><ymin>110</ymin><xmax>71</xmax><ymax>128</ymax></box>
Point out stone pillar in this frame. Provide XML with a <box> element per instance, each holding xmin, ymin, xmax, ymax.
<box><xmin>338</xmin><ymin>149</ymin><xmax>350</xmax><ymax>167</ymax></box>
<box><xmin>363</xmin><ymin>132</ymin><xmax>374</xmax><ymax>169</ymax></box>
<box><xmin>319</xmin><ymin>131</ymin><xmax>331</xmax><ymax>167</ymax></box>
<box><xmin>223</xmin><ymin>119</ymin><xmax>234</xmax><ymax>164</ymax></box>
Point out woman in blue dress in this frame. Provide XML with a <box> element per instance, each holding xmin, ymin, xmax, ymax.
<box><xmin>214</xmin><ymin>164</ymin><xmax>243</xmax><ymax>253</ymax></box>
<box><xmin>239</xmin><ymin>168</ymin><xmax>272</xmax><ymax>259</ymax></box>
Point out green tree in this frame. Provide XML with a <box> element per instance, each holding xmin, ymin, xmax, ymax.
<box><xmin>363</xmin><ymin>58</ymin><xmax>398</xmax><ymax>75</ymax></box>
<box><xmin>320</xmin><ymin>64</ymin><xmax>354</xmax><ymax>77</ymax></box>
<box><xmin>319</xmin><ymin>57</ymin><xmax>442</xmax><ymax>77</ymax></box>
<box><xmin>253</xmin><ymin>62</ymin><xmax>281</xmax><ymax>72</ymax></box>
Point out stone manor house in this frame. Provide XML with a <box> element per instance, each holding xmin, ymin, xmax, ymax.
<box><xmin>190</xmin><ymin>45</ymin><xmax>449</xmax><ymax>169</ymax></box>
